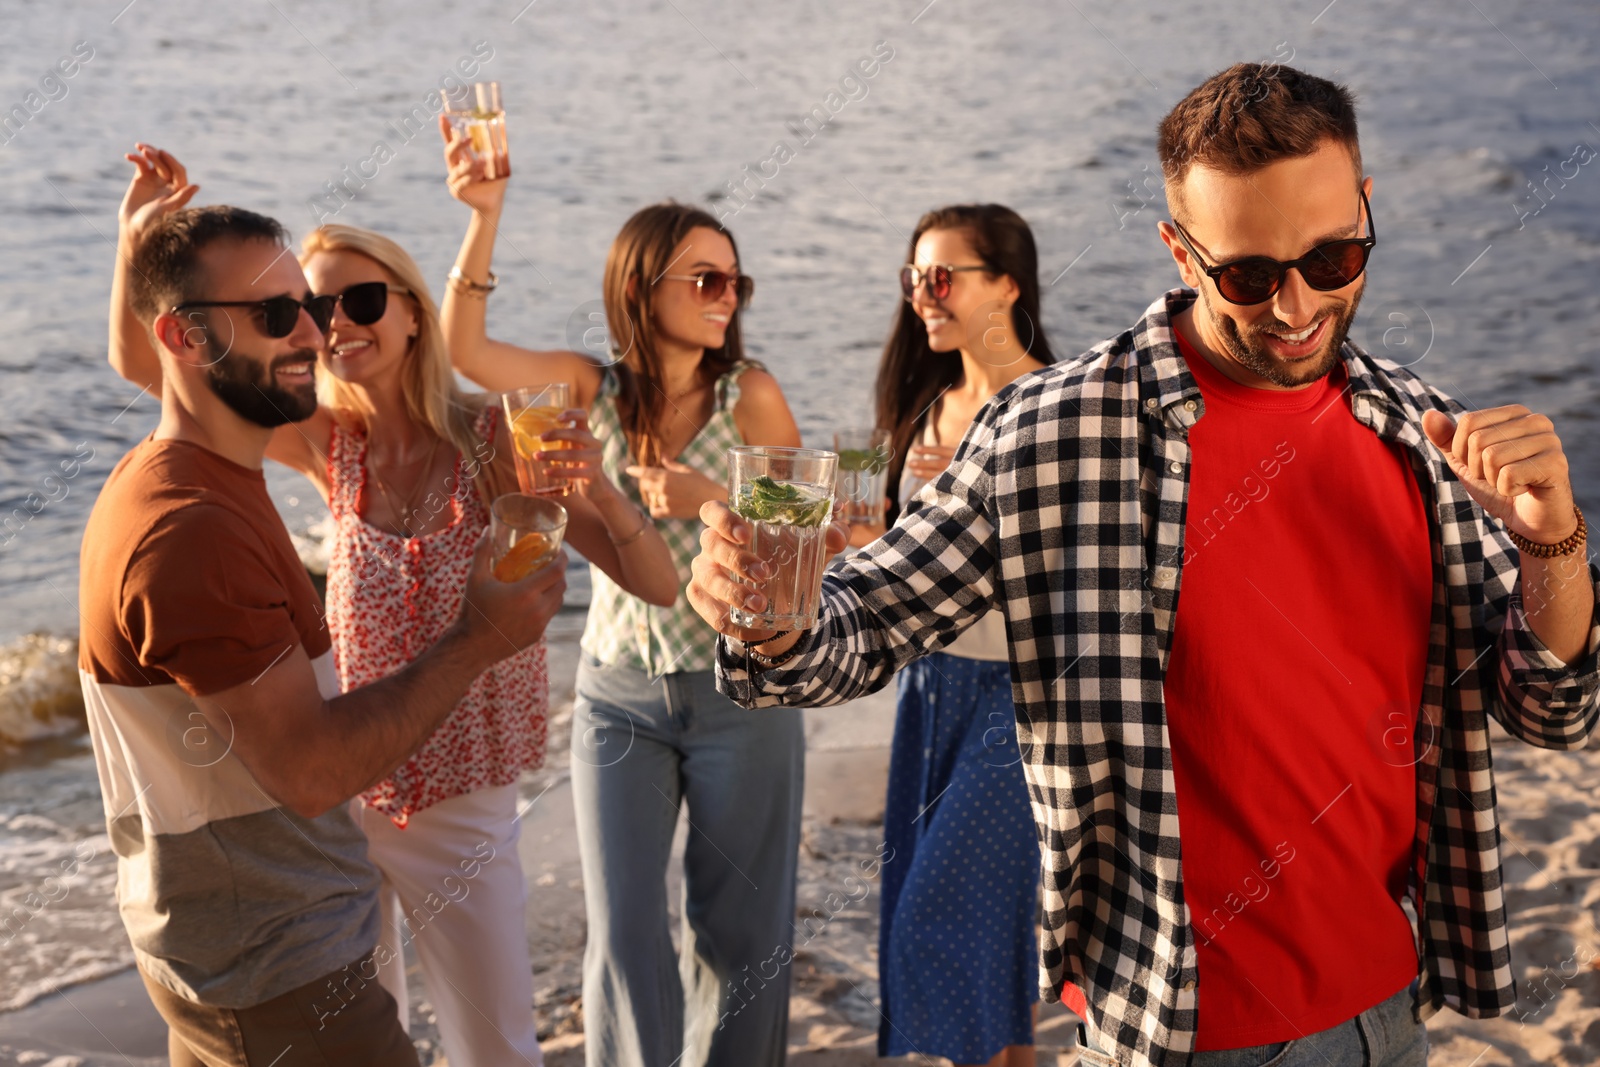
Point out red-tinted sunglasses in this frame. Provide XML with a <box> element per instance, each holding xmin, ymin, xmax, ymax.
<box><xmin>661</xmin><ymin>270</ymin><xmax>754</xmax><ymax>308</ymax></box>
<box><xmin>900</xmin><ymin>262</ymin><xmax>991</xmax><ymax>301</ymax></box>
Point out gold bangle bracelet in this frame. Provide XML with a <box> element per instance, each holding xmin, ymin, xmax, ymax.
<box><xmin>608</xmin><ymin>508</ymin><xmax>651</xmax><ymax>547</ymax></box>
<box><xmin>447</xmin><ymin>276</ymin><xmax>490</xmax><ymax>299</ymax></box>
<box><xmin>448</xmin><ymin>266</ymin><xmax>498</xmax><ymax>293</ymax></box>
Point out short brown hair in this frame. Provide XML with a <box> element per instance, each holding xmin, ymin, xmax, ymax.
<box><xmin>128</xmin><ymin>205</ymin><xmax>288</xmax><ymax>324</ymax></box>
<box><xmin>1157</xmin><ymin>63</ymin><xmax>1360</xmax><ymax>217</ymax></box>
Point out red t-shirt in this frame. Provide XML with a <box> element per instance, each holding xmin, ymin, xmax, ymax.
<box><xmin>1165</xmin><ymin>329</ymin><xmax>1431</xmax><ymax>1050</ymax></box>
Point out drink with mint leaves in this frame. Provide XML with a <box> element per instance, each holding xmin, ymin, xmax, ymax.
<box><xmin>832</xmin><ymin>427</ymin><xmax>891</xmax><ymax>527</ymax></box>
<box><xmin>727</xmin><ymin>446</ymin><xmax>838</xmax><ymax>630</ymax></box>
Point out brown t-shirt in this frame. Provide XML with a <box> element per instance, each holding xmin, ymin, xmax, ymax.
<box><xmin>78</xmin><ymin>436</ymin><xmax>378</xmax><ymax>1008</ymax></box>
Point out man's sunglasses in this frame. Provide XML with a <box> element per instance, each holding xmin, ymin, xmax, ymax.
<box><xmin>900</xmin><ymin>263</ymin><xmax>991</xmax><ymax>302</ymax></box>
<box><xmin>660</xmin><ymin>270</ymin><xmax>754</xmax><ymax>308</ymax></box>
<box><xmin>1169</xmin><ymin>188</ymin><xmax>1376</xmax><ymax>306</ymax></box>
<box><xmin>170</xmin><ymin>294</ymin><xmax>336</xmax><ymax>338</ymax></box>
<box><xmin>169</xmin><ymin>282</ymin><xmax>410</xmax><ymax>340</ymax></box>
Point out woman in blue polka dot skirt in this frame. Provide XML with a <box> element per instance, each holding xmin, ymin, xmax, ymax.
<box><xmin>852</xmin><ymin>204</ymin><xmax>1055</xmax><ymax>1066</ymax></box>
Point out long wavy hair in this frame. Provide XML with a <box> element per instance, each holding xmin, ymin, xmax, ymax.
<box><xmin>300</xmin><ymin>224</ymin><xmax>510</xmax><ymax>508</ymax></box>
<box><xmin>874</xmin><ymin>203</ymin><xmax>1056</xmax><ymax>525</ymax></box>
<box><xmin>601</xmin><ymin>202</ymin><xmax>747</xmax><ymax>468</ymax></box>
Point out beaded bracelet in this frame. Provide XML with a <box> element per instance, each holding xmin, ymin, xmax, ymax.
<box><xmin>746</xmin><ymin>633</ymin><xmax>799</xmax><ymax>670</ymax></box>
<box><xmin>1507</xmin><ymin>505</ymin><xmax>1587</xmax><ymax>559</ymax></box>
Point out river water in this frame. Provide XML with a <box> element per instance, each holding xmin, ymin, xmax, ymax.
<box><xmin>0</xmin><ymin>0</ymin><xmax>1596</xmax><ymax>1014</ymax></box>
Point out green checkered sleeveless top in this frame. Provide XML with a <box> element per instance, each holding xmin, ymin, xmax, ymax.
<box><xmin>580</xmin><ymin>360</ymin><xmax>758</xmax><ymax>675</ymax></box>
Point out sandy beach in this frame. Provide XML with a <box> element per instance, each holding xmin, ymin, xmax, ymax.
<box><xmin>1</xmin><ymin>607</ymin><xmax>1596</xmax><ymax>1066</ymax></box>
<box><xmin>2</xmin><ymin>1</ymin><xmax>1598</xmax><ymax>1063</ymax></box>
<box><xmin>0</xmin><ymin>610</ymin><xmax>1079</xmax><ymax>1066</ymax></box>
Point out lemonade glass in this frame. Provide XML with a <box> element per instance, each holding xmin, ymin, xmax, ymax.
<box><xmin>489</xmin><ymin>495</ymin><xmax>567</xmax><ymax>582</ymax></box>
<box><xmin>502</xmin><ymin>383</ymin><xmax>574</xmax><ymax>497</ymax></box>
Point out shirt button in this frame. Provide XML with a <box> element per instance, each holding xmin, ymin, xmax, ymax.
<box><xmin>1183</xmin><ymin>399</ymin><xmax>1197</xmax><ymax>412</ymax></box>
<box><xmin>1183</xmin><ymin>980</ymin><xmax>1196</xmax><ymax>992</ymax></box>
<box><xmin>1145</xmin><ymin>397</ymin><xmax>1159</xmax><ymax>409</ymax></box>
<box><xmin>1169</xmin><ymin>461</ymin><xmax>1183</xmax><ymax>474</ymax></box>
<box><xmin>1156</xmin><ymin>568</ymin><xmax>1176</xmax><ymax>584</ymax></box>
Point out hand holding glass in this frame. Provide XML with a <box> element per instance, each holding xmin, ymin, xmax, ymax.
<box><xmin>489</xmin><ymin>495</ymin><xmax>567</xmax><ymax>582</ymax></box>
<box><xmin>503</xmin><ymin>383</ymin><xmax>575</xmax><ymax>497</ymax></box>
<box><xmin>726</xmin><ymin>446</ymin><xmax>837</xmax><ymax>630</ymax></box>
<box><xmin>447</xmin><ymin>81</ymin><xmax>511</xmax><ymax>180</ymax></box>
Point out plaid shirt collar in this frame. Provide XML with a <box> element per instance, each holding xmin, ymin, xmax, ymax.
<box><xmin>719</xmin><ymin>288</ymin><xmax>1600</xmax><ymax>1066</ymax></box>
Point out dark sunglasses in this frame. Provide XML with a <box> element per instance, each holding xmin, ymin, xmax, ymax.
<box><xmin>900</xmin><ymin>262</ymin><xmax>991</xmax><ymax>302</ymax></box>
<box><xmin>1170</xmin><ymin>188</ymin><xmax>1376</xmax><ymax>306</ymax></box>
<box><xmin>660</xmin><ymin>270</ymin><xmax>754</xmax><ymax>308</ymax></box>
<box><xmin>321</xmin><ymin>281</ymin><xmax>410</xmax><ymax>327</ymax></box>
<box><xmin>170</xmin><ymin>294</ymin><xmax>337</xmax><ymax>338</ymax></box>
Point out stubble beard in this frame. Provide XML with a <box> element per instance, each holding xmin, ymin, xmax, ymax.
<box><xmin>1203</xmin><ymin>282</ymin><xmax>1364</xmax><ymax>389</ymax></box>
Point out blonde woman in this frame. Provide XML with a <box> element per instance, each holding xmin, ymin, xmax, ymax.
<box><xmin>108</xmin><ymin>143</ymin><xmax>676</xmax><ymax>1067</ymax></box>
<box><xmin>441</xmin><ymin>118</ymin><xmax>806</xmax><ymax>1067</ymax></box>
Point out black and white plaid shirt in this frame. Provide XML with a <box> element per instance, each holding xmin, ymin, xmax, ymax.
<box><xmin>718</xmin><ymin>290</ymin><xmax>1600</xmax><ymax>1066</ymax></box>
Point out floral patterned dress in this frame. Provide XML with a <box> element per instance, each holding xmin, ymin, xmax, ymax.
<box><xmin>324</xmin><ymin>405</ymin><xmax>548</xmax><ymax>828</ymax></box>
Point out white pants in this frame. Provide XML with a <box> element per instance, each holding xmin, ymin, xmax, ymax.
<box><xmin>356</xmin><ymin>782</ymin><xmax>543</xmax><ymax>1067</ymax></box>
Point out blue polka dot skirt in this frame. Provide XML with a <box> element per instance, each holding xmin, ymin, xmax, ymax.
<box><xmin>878</xmin><ymin>652</ymin><xmax>1041</xmax><ymax>1062</ymax></box>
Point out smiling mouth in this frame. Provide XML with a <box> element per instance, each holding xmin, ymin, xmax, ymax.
<box><xmin>274</xmin><ymin>359</ymin><xmax>315</xmax><ymax>381</ymax></box>
<box><xmin>331</xmin><ymin>339</ymin><xmax>372</xmax><ymax>356</ymax></box>
<box><xmin>922</xmin><ymin>315</ymin><xmax>951</xmax><ymax>329</ymax></box>
<box><xmin>702</xmin><ymin>312</ymin><xmax>729</xmax><ymax>325</ymax></box>
<box><xmin>1259</xmin><ymin>316</ymin><xmax>1328</xmax><ymax>358</ymax></box>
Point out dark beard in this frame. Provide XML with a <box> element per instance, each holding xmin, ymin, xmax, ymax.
<box><xmin>1205</xmin><ymin>283</ymin><xmax>1363</xmax><ymax>389</ymax></box>
<box><xmin>206</xmin><ymin>349</ymin><xmax>319</xmax><ymax>428</ymax></box>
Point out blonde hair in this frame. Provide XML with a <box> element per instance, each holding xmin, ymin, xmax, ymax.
<box><xmin>300</xmin><ymin>225</ymin><xmax>511</xmax><ymax>509</ymax></box>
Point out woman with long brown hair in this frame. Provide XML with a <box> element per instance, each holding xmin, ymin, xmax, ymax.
<box><xmin>864</xmin><ymin>204</ymin><xmax>1055</xmax><ymax>1067</ymax></box>
<box><xmin>440</xmin><ymin>119</ymin><xmax>807</xmax><ymax>1067</ymax></box>
<box><xmin>108</xmin><ymin>144</ymin><xmax>676</xmax><ymax>1067</ymax></box>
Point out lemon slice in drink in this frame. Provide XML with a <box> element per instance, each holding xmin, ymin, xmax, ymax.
<box><xmin>509</xmin><ymin>405</ymin><xmax>565</xmax><ymax>457</ymax></box>
<box><xmin>493</xmin><ymin>531</ymin><xmax>555</xmax><ymax>582</ymax></box>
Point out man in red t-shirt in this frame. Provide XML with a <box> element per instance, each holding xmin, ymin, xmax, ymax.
<box><xmin>1109</xmin><ymin>74</ymin><xmax>1589</xmax><ymax>1063</ymax></box>
<box><xmin>687</xmin><ymin>64</ymin><xmax>1598</xmax><ymax>1067</ymax></box>
<box><xmin>81</xmin><ymin>204</ymin><xmax>568</xmax><ymax>1065</ymax></box>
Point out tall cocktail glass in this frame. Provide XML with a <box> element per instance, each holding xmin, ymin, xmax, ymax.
<box><xmin>726</xmin><ymin>446</ymin><xmax>837</xmax><ymax>631</ymax></box>
<box><xmin>502</xmin><ymin>383</ymin><xmax>574</xmax><ymax>497</ymax></box>
<box><xmin>447</xmin><ymin>80</ymin><xmax>511</xmax><ymax>180</ymax></box>
<box><xmin>832</xmin><ymin>427</ymin><xmax>891</xmax><ymax>527</ymax></box>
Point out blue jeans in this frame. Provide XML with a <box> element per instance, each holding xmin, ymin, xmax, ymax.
<box><xmin>570</xmin><ymin>657</ymin><xmax>805</xmax><ymax>1067</ymax></box>
<box><xmin>1078</xmin><ymin>983</ymin><xmax>1428</xmax><ymax>1067</ymax></box>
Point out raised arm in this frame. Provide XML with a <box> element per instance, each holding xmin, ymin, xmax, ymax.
<box><xmin>109</xmin><ymin>144</ymin><xmax>199</xmax><ymax>395</ymax></box>
<box><xmin>109</xmin><ymin>145</ymin><xmax>330</xmax><ymax>487</ymax></box>
<box><xmin>438</xmin><ymin>115</ymin><xmax>599</xmax><ymax>400</ymax></box>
